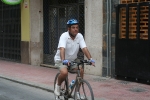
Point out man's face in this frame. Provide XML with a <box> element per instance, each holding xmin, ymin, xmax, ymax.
<box><xmin>68</xmin><ymin>24</ymin><xmax>79</xmax><ymax>37</ymax></box>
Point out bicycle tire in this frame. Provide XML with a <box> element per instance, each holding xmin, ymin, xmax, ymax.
<box><xmin>54</xmin><ymin>73</ymin><xmax>68</xmax><ymax>100</ymax></box>
<box><xmin>74</xmin><ymin>79</ymin><xmax>94</xmax><ymax>100</ymax></box>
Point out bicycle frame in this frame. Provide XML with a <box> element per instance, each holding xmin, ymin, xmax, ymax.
<box><xmin>65</xmin><ymin>63</ymin><xmax>83</xmax><ymax>98</ymax></box>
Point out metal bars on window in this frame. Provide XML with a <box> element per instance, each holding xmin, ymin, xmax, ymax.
<box><xmin>0</xmin><ymin>2</ymin><xmax>21</xmax><ymax>61</ymax></box>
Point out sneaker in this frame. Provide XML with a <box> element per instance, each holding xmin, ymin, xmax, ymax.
<box><xmin>76</xmin><ymin>92</ymin><xmax>85</xmax><ymax>100</ymax></box>
<box><xmin>76</xmin><ymin>92</ymin><xmax>80</xmax><ymax>99</ymax></box>
<box><xmin>54</xmin><ymin>84</ymin><xmax>60</xmax><ymax>96</ymax></box>
<box><xmin>80</xmin><ymin>95</ymin><xmax>85</xmax><ymax>99</ymax></box>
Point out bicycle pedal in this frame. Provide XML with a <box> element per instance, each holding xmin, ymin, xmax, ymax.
<box><xmin>61</xmin><ymin>90</ymin><xmax>66</xmax><ymax>93</ymax></box>
<box><xmin>55</xmin><ymin>96</ymin><xmax>60</xmax><ymax>100</ymax></box>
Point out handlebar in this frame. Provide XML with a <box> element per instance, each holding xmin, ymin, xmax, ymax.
<box><xmin>68</xmin><ymin>60</ymin><xmax>92</xmax><ymax>67</ymax></box>
<box><xmin>63</xmin><ymin>60</ymin><xmax>93</xmax><ymax>73</ymax></box>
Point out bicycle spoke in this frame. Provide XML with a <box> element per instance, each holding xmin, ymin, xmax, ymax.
<box><xmin>74</xmin><ymin>79</ymin><xmax>94</xmax><ymax>100</ymax></box>
<box><xmin>80</xmin><ymin>83</ymin><xmax>90</xmax><ymax>100</ymax></box>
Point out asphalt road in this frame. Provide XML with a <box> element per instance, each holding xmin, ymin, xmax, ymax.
<box><xmin>0</xmin><ymin>78</ymin><xmax>55</xmax><ymax>100</ymax></box>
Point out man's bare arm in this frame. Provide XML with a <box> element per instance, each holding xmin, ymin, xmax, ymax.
<box><xmin>82</xmin><ymin>47</ymin><xmax>95</xmax><ymax>66</ymax></box>
<box><xmin>82</xmin><ymin>47</ymin><xmax>92</xmax><ymax>60</ymax></box>
<box><xmin>60</xmin><ymin>47</ymin><xmax>65</xmax><ymax>61</ymax></box>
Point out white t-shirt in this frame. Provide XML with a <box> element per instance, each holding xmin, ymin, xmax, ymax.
<box><xmin>54</xmin><ymin>31</ymin><xmax>86</xmax><ymax>62</ymax></box>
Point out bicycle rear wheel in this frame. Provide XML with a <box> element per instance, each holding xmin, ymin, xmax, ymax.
<box><xmin>74</xmin><ymin>79</ymin><xmax>94</xmax><ymax>100</ymax></box>
<box><xmin>54</xmin><ymin>73</ymin><xmax>68</xmax><ymax>100</ymax></box>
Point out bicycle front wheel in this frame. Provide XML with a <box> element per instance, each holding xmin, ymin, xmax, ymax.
<box><xmin>74</xmin><ymin>79</ymin><xmax>94</xmax><ymax>100</ymax></box>
<box><xmin>54</xmin><ymin>73</ymin><xmax>68</xmax><ymax>100</ymax></box>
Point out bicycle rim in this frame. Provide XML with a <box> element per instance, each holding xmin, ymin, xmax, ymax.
<box><xmin>74</xmin><ymin>79</ymin><xmax>94</xmax><ymax>100</ymax></box>
<box><xmin>54</xmin><ymin>73</ymin><xmax>68</xmax><ymax>100</ymax></box>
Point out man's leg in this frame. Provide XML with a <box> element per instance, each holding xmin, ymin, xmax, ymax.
<box><xmin>57</xmin><ymin>67</ymin><xmax>68</xmax><ymax>85</ymax></box>
<box><xmin>80</xmin><ymin>67</ymin><xmax>84</xmax><ymax>79</ymax></box>
<box><xmin>54</xmin><ymin>62</ymin><xmax>68</xmax><ymax>96</ymax></box>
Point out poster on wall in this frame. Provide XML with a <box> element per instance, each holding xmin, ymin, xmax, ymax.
<box><xmin>1</xmin><ymin>0</ymin><xmax>23</xmax><ymax>5</ymax></box>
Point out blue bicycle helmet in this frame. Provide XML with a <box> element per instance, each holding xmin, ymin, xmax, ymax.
<box><xmin>67</xmin><ymin>19</ymin><xmax>78</xmax><ymax>25</ymax></box>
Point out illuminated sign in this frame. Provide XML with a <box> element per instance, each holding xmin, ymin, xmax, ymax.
<box><xmin>1</xmin><ymin>0</ymin><xmax>23</xmax><ymax>5</ymax></box>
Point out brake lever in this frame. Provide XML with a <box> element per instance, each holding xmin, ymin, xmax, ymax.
<box><xmin>86</xmin><ymin>62</ymin><xmax>92</xmax><ymax>65</ymax></box>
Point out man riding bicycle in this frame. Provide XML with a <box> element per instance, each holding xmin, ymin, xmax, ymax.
<box><xmin>54</xmin><ymin>19</ymin><xmax>95</xmax><ymax>96</ymax></box>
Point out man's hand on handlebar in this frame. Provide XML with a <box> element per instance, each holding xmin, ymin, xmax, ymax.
<box><xmin>88</xmin><ymin>59</ymin><xmax>95</xmax><ymax>67</ymax></box>
<box><xmin>62</xmin><ymin>60</ymin><xmax>70</xmax><ymax>66</ymax></box>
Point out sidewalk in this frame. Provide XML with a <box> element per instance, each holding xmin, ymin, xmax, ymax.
<box><xmin>0</xmin><ymin>60</ymin><xmax>150</xmax><ymax>100</ymax></box>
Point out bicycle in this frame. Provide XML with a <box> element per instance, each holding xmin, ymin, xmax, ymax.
<box><xmin>54</xmin><ymin>60</ymin><xmax>94</xmax><ymax>100</ymax></box>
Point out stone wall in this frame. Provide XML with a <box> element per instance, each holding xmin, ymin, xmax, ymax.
<box><xmin>84</xmin><ymin>0</ymin><xmax>103</xmax><ymax>76</ymax></box>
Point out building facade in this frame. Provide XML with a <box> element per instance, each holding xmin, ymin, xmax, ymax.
<box><xmin>4</xmin><ymin>0</ymin><xmax>149</xmax><ymax>78</ymax></box>
<box><xmin>0</xmin><ymin>0</ymin><xmax>115</xmax><ymax>76</ymax></box>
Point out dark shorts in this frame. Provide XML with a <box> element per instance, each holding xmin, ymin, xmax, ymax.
<box><xmin>54</xmin><ymin>59</ymin><xmax>82</xmax><ymax>70</ymax></box>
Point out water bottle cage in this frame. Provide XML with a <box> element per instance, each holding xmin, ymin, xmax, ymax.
<box><xmin>69</xmin><ymin>80</ymin><xmax>75</xmax><ymax>91</ymax></box>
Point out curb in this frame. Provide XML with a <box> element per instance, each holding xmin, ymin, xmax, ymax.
<box><xmin>0</xmin><ymin>74</ymin><xmax>54</xmax><ymax>93</ymax></box>
<box><xmin>0</xmin><ymin>74</ymin><xmax>108</xmax><ymax>100</ymax></box>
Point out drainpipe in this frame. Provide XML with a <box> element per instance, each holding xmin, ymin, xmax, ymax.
<box><xmin>106</xmin><ymin>0</ymin><xmax>109</xmax><ymax>77</ymax></box>
<box><xmin>109</xmin><ymin>0</ymin><xmax>112</xmax><ymax>76</ymax></box>
<box><xmin>106</xmin><ymin>0</ymin><xmax>112</xmax><ymax>77</ymax></box>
